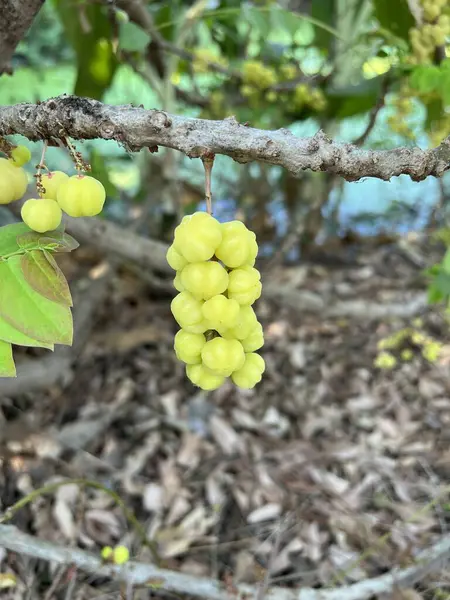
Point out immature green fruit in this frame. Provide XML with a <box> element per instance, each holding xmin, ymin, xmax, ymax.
<box><xmin>180</xmin><ymin>261</ymin><xmax>229</xmax><ymax>300</ymax></box>
<box><xmin>241</xmin><ymin>322</ymin><xmax>264</xmax><ymax>352</ymax></box>
<box><xmin>0</xmin><ymin>158</ymin><xmax>28</xmax><ymax>201</ymax></box>
<box><xmin>0</xmin><ymin>177</ymin><xmax>15</xmax><ymax>205</ymax></box>
<box><xmin>219</xmin><ymin>305</ymin><xmax>258</xmax><ymax>340</ymax></box>
<box><xmin>167</xmin><ymin>244</ymin><xmax>188</xmax><ymax>271</ymax></box>
<box><xmin>173</xmin><ymin>272</ymin><xmax>185</xmax><ymax>292</ymax></box>
<box><xmin>174</xmin><ymin>212</ymin><xmax>222</xmax><ymax>262</ymax></box>
<box><xmin>174</xmin><ymin>330</ymin><xmax>206</xmax><ymax>364</ymax></box>
<box><xmin>170</xmin><ymin>291</ymin><xmax>209</xmax><ymax>333</ymax></box>
<box><xmin>186</xmin><ymin>363</ymin><xmax>225</xmax><ymax>390</ymax></box>
<box><xmin>115</xmin><ymin>8</ymin><xmax>129</xmax><ymax>23</ymax></box>
<box><xmin>201</xmin><ymin>337</ymin><xmax>245</xmax><ymax>377</ymax></box>
<box><xmin>231</xmin><ymin>353</ymin><xmax>265</xmax><ymax>389</ymax></box>
<box><xmin>227</xmin><ymin>265</ymin><xmax>262</xmax><ymax>305</ymax></box>
<box><xmin>113</xmin><ymin>546</ymin><xmax>130</xmax><ymax>565</ymax></box>
<box><xmin>9</xmin><ymin>145</ymin><xmax>31</xmax><ymax>167</ymax></box>
<box><xmin>21</xmin><ymin>198</ymin><xmax>62</xmax><ymax>233</ymax></box>
<box><xmin>202</xmin><ymin>295</ymin><xmax>240</xmax><ymax>330</ymax></box>
<box><xmin>41</xmin><ymin>171</ymin><xmax>69</xmax><ymax>200</ymax></box>
<box><xmin>215</xmin><ymin>221</ymin><xmax>257</xmax><ymax>268</ymax></box>
<box><xmin>57</xmin><ymin>174</ymin><xmax>106</xmax><ymax>217</ymax></box>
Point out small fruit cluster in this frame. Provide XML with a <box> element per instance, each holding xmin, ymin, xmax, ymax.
<box><xmin>409</xmin><ymin>0</ymin><xmax>449</xmax><ymax>63</ymax></box>
<box><xmin>387</xmin><ymin>86</ymin><xmax>415</xmax><ymax>140</ymax></box>
<box><xmin>167</xmin><ymin>212</ymin><xmax>265</xmax><ymax>391</ymax></box>
<box><xmin>292</xmin><ymin>84</ymin><xmax>327</xmax><ymax>112</ymax></box>
<box><xmin>22</xmin><ymin>170</ymin><xmax>106</xmax><ymax>233</ymax></box>
<box><xmin>0</xmin><ymin>144</ymin><xmax>106</xmax><ymax>234</ymax></box>
<box><xmin>0</xmin><ymin>146</ymin><xmax>30</xmax><ymax>206</ymax></box>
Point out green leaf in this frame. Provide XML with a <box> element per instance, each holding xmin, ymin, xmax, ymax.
<box><xmin>241</xmin><ymin>5</ymin><xmax>270</xmax><ymax>38</ymax></box>
<box><xmin>119</xmin><ymin>21</ymin><xmax>151</xmax><ymax>52</ymax></box>
<box><xmin>16</xmin><ymin>229</ymin><xmax>79</xmax><ymax>253</ymax></box>
<box><xmin>0</xmin><ymin>314</ymin><xmax>54</xmax><ymax>349</ymax></box>
<box><xmin>442</xmin><ymin>249</ymin><xmax>450</xmax><ymax>274</ymax></box>
<box><xmin>52</xmin><ymin>0</ymin><xmax>119</xmax><ymax>99</ymax></box>
<box><xmin>373</xmin><ymin>0</ymin><xmax>414</xmax><ymax>42</ymax></box>
<box><xmin>20</xmin><ymin>250</ymin><xmax>73</xmax><ymax>307</ymax></box>
<box><xmin>311</xmin><ymin>0</ymin><xmax>335</xmax><ymax>51</ymax></box>
<box><xmin>0</xmin><ymin>256</ymin><xmax>73</xmax><ymax>346</ymax></box>
<box><xmin>428</xmin><ymin>284</ymin><xmax>444</xmax><ymax>304</ymax></box>
<box><xmin>0</xmin><ymin>340</ymin><xmax>16</xmax><ymax>378</ymax></box>
<box><xmin>423</xmin><ymin>96</ymin><xmax>444</xmax><ymax>130</ymax></box>
<box><xmin>0</xmin><ymin>223</ymin><xmax>33</xmax><ymax>258</ymax></box>
<box><xmin>410</xmin><ymin>66</ymin><xmax>442</xmax><ymax>94</ymax></box>
<box><xmin>440</xmin><ymin>69</ymin><xmax>450</xmax><ymax>107</ymax></box>
<box><xmin>433</xmin><ymin>270</ymin><xmax>450</xmax><ymax>297</ymax></box>
<box><xmin>326</xmin><ymin>77</ymin><xmax>383</xmax><ymax>118</ymax></box>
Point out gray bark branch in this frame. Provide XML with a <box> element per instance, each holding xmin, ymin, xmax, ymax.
<box><xmin>0</xmin><ymin>95</ymin><xmax>449</xmax><ymax>181</ymax></box>
<box><xmin>0</xmin><ymin>0</ymin><xmax>45</xmax><ymax>73</ymax></box>
<box><xmin>0</xmin><ymin>525</ymin><xmax>449</xmax><ymax>600</ymax></box>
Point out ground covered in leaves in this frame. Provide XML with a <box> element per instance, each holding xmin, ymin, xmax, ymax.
<box><xmin>1</xmin><ymin>235</ymin><xmax>450</xmax><ymax>599</ymax></box>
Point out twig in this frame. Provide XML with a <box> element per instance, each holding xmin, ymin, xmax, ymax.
<box><xmin>352</xmin><ymin>77</ymin><xmax>390</xmax><ymax>146</ymax></box>
<box><xmin>0</xmin><ymin>477</ymin><xmax>160</xmax><ymax>564</ymax></box>
<box><xmin>1</xmin><ymin>96</ymin><xmax>449</xmax><ymax>182</ymax></box>
<box><xmin>0</xmin><ymin>525</ymin><xmax>449</xmax><ymax>600</ymax></box>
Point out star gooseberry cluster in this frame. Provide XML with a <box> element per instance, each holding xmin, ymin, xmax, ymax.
<box><xmin>0</xmin><ymin>145</ymin><xmax>106</xmax><ymax>233</ymax></box>
<box><xmin>167</xmin><ymin>212</ymin><xmax>265</xmax><ymax>391</ymax></box>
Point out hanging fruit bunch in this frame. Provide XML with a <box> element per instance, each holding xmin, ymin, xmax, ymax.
<box><xmin>0</xmin><ymin>140</ymin><xmax>106</xmax><ymax>233</ymax></box>
<box><xmin>167</xmin><ymin>212</ymin><xmax>265</xmax><ymax>391</ymax></box>
<box><xmin>0</xmin><ymin>139</ymin><xmax>107</xmax><ymax>378</ymax></box>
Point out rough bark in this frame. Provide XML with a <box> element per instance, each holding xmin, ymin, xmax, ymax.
<box><xmin>0</xmin><ymin>0</ymin><xmax>45</xmax><ymax>73</ymax></box>
<box><xmin>1</xmin><ymin>95</ymin><xmax>449</xmax><ymax>182</ymax></box>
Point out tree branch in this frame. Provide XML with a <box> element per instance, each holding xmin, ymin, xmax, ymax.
<box><xmin>0</xmin><ymin>0</ymin><xmax>45</xmax><ymax>73</ymax></box>
<box><xmin>0</xmin><ymin>95</ymin><xmax>449</xmax><ymax>181</ymax></box>
<box><xmin>0</xmin><ymin>525</ymin><xmax>449</xmax><ymax>600</ymax></box>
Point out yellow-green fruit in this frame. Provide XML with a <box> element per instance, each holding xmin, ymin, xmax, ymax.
<box><xmin>181</xmin><ymin>261</ymin><xmax>229</xmax><ymax>300</ymax></box>
<box><xmin>231</xmin><ymin>353</ymin><xmax>265</xmax><ymax>389</ymax></box>
<box><xmin>220</xmin><ymin>306</ymin><xmax>258</xmax><ymax>340</ymax></box>
<box><xmin>167</xmin><ymin>244</ymin><xmax>188</xmax><ymax>271</ymax></box>
<box><xmin>186</xmin><ymin>363</ymin><xmax>225</xmax><ymax>390</ymax></box>
<box><xmin>201</xmin><ymin>337</ymin><xmax>245</xmax><ymax>377</ymax></box>
<box><xmin>174</xmin><ymin>329</ymin><xmax>206</xmax><ymax>364</ymax></box>
<box><xmin>113</xmin><ymin>546</ymin><xmax>130</xmax><ymax>565</ymax></box>
<box><xmin>227</xmin><ymin>265</ymin><xmax>262</xmax><ymax>305</ymax></box>
<box><xmin>0</xmin><ymin>177</ymin><xmax>15</xmax><ymax>205</ymax></box>
<box><xmin>9</xmin><ymin>145</ymin><xmax>31</xmax><ymax>167</ymax></box>
<box><xmin>170</xmin><ymin>291</ymin><xmax>209</xmax><ymax>333</ymax></box>
<box><xmin>21</xmin><ymin>198</ymin><xmax>62</xmax><ymax>233</ymax></box>
<box><xmin>215</xmin><ymin>221</ymin><xmax>256</xmax><ymax>268</ymax></box>
<box><xmin>57</xmin><ymin>174</ymin><xmax>106</xmax><ymax>217</ymax></box>
<box><xmin>0</xmin><ymin>158</ymin><xmax>28</xmax><ymax>200</ymax></box>
<box><xmin>202</xmin><ymin>295</ymin><xmax>240</xmax><ymax>330</ymax></box>
<box><xmin>41</xmin><ymin>171</ymin><xmax>69</xmax><ymax>200</ymax></box>
<box><xmin>173</xmin><ymin>272</ymin><xmax>185</xmax><ymax>292</ymax></box>
<box><xmin>101</xmin><ymin>546</ymin><xmax>113</xmax><ymax>560</ymax></box>
<box><xmin>241</xmin><ymin>322</ymin><xmax>264</xmax><ymax>352</ymax></box>
<box><xmin>174</xmin><ymin>212</ymin><xmax>222</xmax><ymax>262</ymax></box>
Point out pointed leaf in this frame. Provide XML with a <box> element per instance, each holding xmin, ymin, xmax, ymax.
<box><xmin>17</xmin><ymin>229</ymin><xmax>79</xmax><ymax>253</ymax></box>
<box><xmin>20</xmin><ymin>250</ymin><xmax>73</xmax><ymax>307</ymax></box>
<box><xmin>0</xmin><ymin>257</ymin><xmax>73</xmax><ymax>346</ymax></box>
<box><xmin>0</xmin><ymin>340</ymin><xmax>16</xmax><ymax>378</ymax></box>
<box><xmin>0</xmin><ymin>223</ymin><xmax>33</xmax><ymax>258</ymax></box>
<box><xmin>0</xmin><ymin>315</ymin><xmax>54</xmax><ymax>349</ymax></box>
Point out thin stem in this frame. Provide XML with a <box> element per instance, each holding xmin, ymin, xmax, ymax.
<box><xmin>0</xmin><ymin>477</ymin><xmax>160</xmax><ymax>565</ymax></box>
<box><xmin>202</xmin><ymin>156</ymin><xmax>215</xmax><ymax>215</ymax></box>
<box><xmin>35</xmin><ymin>140</ymin><xmax>48</xmax><ymax>196</ymax></box>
